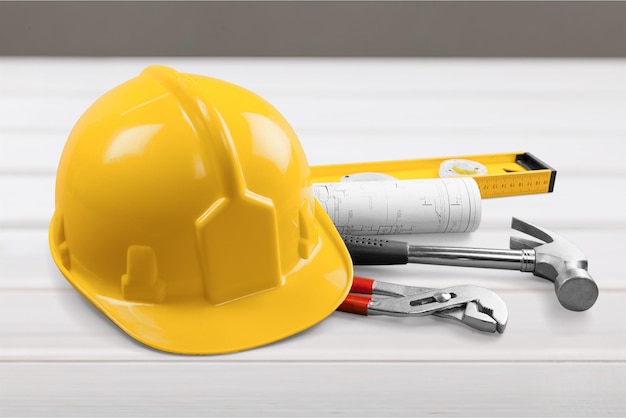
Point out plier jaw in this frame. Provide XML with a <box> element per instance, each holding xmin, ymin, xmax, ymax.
<box><xmin>338</xmin><ymin>276</ymin><xmax>508</xmax><ymax>334</ymax></box>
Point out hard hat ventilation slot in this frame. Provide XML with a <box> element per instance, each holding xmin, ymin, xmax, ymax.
<box><xmin>121</xmin><ymin>245</ymin><xmax>167</xmax><ymax>303</ymax></box>
<box><xmin>52</xmin><ymin>215</ymin><xmax>71</xmax><ymax>269</ymax></box>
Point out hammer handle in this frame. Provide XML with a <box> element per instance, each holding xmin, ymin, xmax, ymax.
<box><xmin>342</xmin><ymin>236</ymin><xmax>409</xmax><ymax>265</ymax></box>
<box><xmin>343</xmin><ymin>235</ymin><xmax>535</xmax><ymax>271</ymax></box>
<box><xmin>407</xmin><ymin>246</ymin><xmax>535</xmax><ymax>271</ymax></box>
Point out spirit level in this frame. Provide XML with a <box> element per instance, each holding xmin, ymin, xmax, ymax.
<box><xmin>311</xmin><ymin>152</ymin><xmax>556</xmax><ymax>199</ymax></box>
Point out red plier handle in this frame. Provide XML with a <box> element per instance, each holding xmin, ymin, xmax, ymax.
<box><xmin>337</xmin><ymin>276</ymin><xmax>376</xmax><ymax>315</ymax></box>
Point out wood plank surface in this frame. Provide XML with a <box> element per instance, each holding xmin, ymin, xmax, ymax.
<box><xmin>1</xmin><ymin>290</ymin><xmax>625</xmax><ymax>362</ymax></box>
<box><xmin>1</xmin><ymin>363</ymin><xmax>624</xmax><ymax>417</ymax></box>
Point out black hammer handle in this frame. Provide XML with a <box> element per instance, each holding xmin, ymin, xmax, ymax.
<box><xmin>342</xmin><ymin>235</ymin><xmax>409</xmax><ymax>265</ymax></box>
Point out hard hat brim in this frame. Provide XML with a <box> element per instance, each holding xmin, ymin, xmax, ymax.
<box><xmin>49</xmin><ymin>201</ymin><xmax>353</xmax><ymax>355</ymax></box>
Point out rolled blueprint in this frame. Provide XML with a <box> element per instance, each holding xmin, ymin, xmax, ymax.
<box><xmin>313</xmin><ymin>177</ymin><xmax>481</xmax><ymax>235</ymax></box>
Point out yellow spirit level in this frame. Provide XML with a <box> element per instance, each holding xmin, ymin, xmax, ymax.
<box><xmin>311</xmin><ymin>152</ymin><xmax>556</xmax><ymax>199</ymax></box>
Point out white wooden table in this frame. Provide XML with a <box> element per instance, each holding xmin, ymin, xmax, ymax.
<box><xmin>1</xmin><ymin>58</ymin><xmax>625</xmax><ymax>416</ymax></box>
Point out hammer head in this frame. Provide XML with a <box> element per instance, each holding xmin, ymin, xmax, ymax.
<box><xmin>509</xmin><ymin>218</ymin><xmax>599</xmax><ymax>311</ymax></box>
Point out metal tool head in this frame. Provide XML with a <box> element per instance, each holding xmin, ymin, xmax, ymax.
<box><xmin>510</xmin><ymin>217</ymin><xmax>599</xmax><ymax>311</ymax></box>
<box><xmin>369</xmin><ymin>284</ymin><xmax>508</xmax><ymax>333</ymax></box>
<box><xmin>435</xmin><ymin>301</ymin><xmax>506</xmax><ymax>334</ymax></box>
<box><xmin>397</xmin><ymin>284</ymin><xmax>508</xmax><ymax>333</ymax></box>
<box><xmin>434</xmin><ymin>285</ymin><xmax>508</xmax><ymax>333</ymax></box>
<box><xmin>367</xmin><ymin>280</ymin><xmax>507</xmax><ymax>333</ymax></box>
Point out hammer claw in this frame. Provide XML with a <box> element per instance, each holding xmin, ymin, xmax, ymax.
<box><xmin>511</xmin><ymin>217</ymin><xmax>554</xmax><ymax>244</ymax></box>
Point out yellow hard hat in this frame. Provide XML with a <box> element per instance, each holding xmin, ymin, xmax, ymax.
<box><xmin>49</xmin><ymin>65</ymin><xmax>353</xmax><ymax>354</ymax></box>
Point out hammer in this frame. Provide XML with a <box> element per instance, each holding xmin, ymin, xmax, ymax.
<box><xmin>343</xmin><ymin>218</ymin><xmax>599</xmax><ymax>311</ymax></box>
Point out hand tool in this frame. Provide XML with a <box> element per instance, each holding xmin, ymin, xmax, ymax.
<box><xmin>342</xmin><ymin>218</ymin><xmax>598</xmax><ymax>311</ymax></box>
<box><xmin>338</xmin><ymin>276</ymin><xmax>508</xmax><ymax>333</ymax></box>
<box><xmin>311</xmin><ymin>152</ymin><xmax>556</xmax><ymax>198</ymax></box>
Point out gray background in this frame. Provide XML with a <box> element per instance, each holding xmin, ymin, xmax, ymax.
<box><xmin>1</xmin><ymin>1</ymin><xmax>625</xmax><ymax>57</ymax></box>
